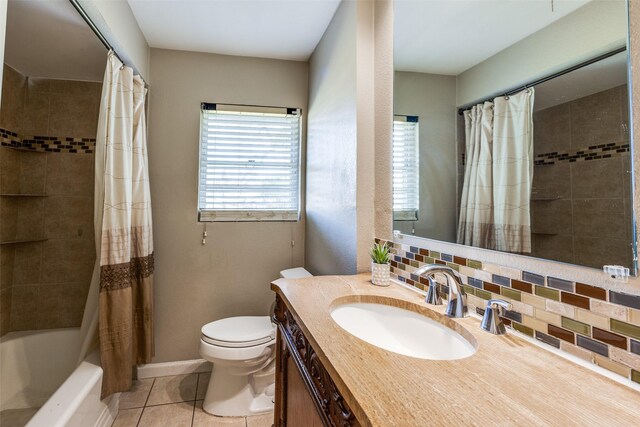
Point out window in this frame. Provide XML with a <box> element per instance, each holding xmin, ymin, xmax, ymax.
<box><xmin>198</xmin><ymin>103</ymin><xmax>301</xmax><ymax>221</ymax></box>
<box><xmin>392</xmin><ymin>116</ymin><xmax>419</xmax><ymax>221</ymax></box>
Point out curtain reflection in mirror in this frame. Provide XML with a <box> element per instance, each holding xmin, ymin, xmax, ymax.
<box><xmin>457</xmin><ymin>88</ymin><xmax>534</xmax><ymax>253</ymax></box>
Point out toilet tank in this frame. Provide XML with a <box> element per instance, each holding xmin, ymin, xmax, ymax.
<box><xmin>279</xmin><ymin>267</ymin><xmax>312</xmax><ymax>279</ymax></box>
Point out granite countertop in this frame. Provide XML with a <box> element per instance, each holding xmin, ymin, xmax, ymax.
<box><xmin>271</xmin><ymin>274</ymin><xmax>640</xmax><ymax>426</ymax></box>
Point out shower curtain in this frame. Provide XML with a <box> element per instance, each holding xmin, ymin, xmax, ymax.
<box><xmin>96</xmin><ymin>52</ymin><xmax>154</xmax><ymax>397</ymax></box>
<box><xmin>457</xmin><ymin>88</ymin><xmax>534</xmax><ymax>253</ymax></box>
<box><xmin>457</xmin><ymin>102</ymin><xmax>494</xmax><ymax>248</ymax></box>
<box><xmin>492</xmin><ymin>89</ymin><xmax>534</xmax><ymax>253</ymax></box>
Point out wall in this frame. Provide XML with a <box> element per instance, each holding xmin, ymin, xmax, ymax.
<box><xmin>306</xmin><ymin>0</ymin><xmax>358</xmax><ymax>275</ymax></box>
<box><xmin>373</xmin><ymin>0</ymin><xmax>394</xmax><ymax>245</ymax></box>
<box><xmin>457</xmin><ymin>1</ymin><xmax>627</xmax><ymax>106</ymax></box>
<box><xmin>0</xmin><ymin>65</ymin><xmax>99</xmax><ymax>334</ymax></box>
<box><xmin>355</xmin><ymin>0</ymin><xmax>376</xmax><ymax>273</ymax></box>
<box><xmin>147</xmin><ymin>48</ymin><xmax>308</xmax><ymax>362</ymax></box>
<box><xmin>531</xmin><ymin>85</ymin><xmax>632</xmax><ymax>268</ymax></box>
<box><xmin>78</xmin><ymin>0</ymin><xmax>150</xmax><ymax>80</ymax></box>
<box><xmin>393</xmin><ymin>71</ymin><xmax>457</xmax><ymax>241</ymax></box>
<box><xmin>306</xmin><ymin>0</ymin><xmax>393</xmax><ymax>275</ymax></box>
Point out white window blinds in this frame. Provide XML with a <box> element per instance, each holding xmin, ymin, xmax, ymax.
<box><xmin>198</xmin><ymin>104</ymin><xmax>301</xmax><ymax>221</ymax></box>
<box><xmin>392</xmin><ymin>117</ymin><xmax>419</xmax><ymax>221</ymax></box>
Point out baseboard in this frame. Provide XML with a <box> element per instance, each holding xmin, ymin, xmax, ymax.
<box><xmin>94</xmin><ymin>393</ymin><xmax>118</xmax><ymax>427</ymax></box>
<box><xmin>137</xmin><ymin>359</ymin><xmax>212</xmax><ymax>379</ymax></box>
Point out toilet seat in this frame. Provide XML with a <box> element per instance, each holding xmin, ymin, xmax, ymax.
<box><xmin>201</xmin><ymin>335</ymin><xmax>273</xmax><ymax>348</ymax></box>
<box><xmin>201</xmin><ymin>316</ymin><xmax>275</xmax><ymax>349</ymax></box>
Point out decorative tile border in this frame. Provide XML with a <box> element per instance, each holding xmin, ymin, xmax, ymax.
<box><xmin>0</xmin><ymin>127</ymin><xmax>95</xmax><ymax>154</ymax></box>
<box><xmin>376</xmin><ymin>237</ymin><xmax>640</xmax><ymax>384</ymax></box>
<box><xmin>460</xmin><ymin>141</ymin><xmax>630</xmax><ymax>167</ymax></box>
<box><xmin>534</xmin><ymin>142</ymin><xmax>630</xmax><ymax>166</ymax></box>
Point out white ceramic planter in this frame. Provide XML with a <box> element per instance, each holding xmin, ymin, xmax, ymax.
<box><xmin>371</xmin><ymin>261</ymin><xmax>391</xmax><ymax>286</ymax></box>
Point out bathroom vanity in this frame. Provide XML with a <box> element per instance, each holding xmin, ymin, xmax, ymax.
<box><xmin>271</xmin><ymin>275</ymin><xmax>640</xmax><ymax>426</ymax></box>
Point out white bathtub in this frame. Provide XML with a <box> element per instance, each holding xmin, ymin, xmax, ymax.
<box><xmin>0</xmin><ymin>328</ymin><xmax>117</xmax><ymax>427</ymax></box>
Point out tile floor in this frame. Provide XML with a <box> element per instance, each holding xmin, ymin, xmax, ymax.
<box><xmin>112</xmin><ymin>372</ymin><xmax>274</xmax><ymax>427</ymax></box>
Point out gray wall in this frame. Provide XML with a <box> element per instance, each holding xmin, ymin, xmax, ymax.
<box><xmin>306</xmin><ymin>0</ymin><xmax>358</xmax><ymax>275</ymax></box>
<box><xmin>147</xmin><ymin>49</ymin><xmax>308</xmax><ymax>362</ymax></box>
<box><xmin>306</xmin><ymin>0</ymin><xmax>393</xmax><ymax>275</ymax></box>
<box><xmin>79</xmin><ymin>0</ymin><xmax>150</xmax><ymax>80</ymax></box>
<box><xmin>457</xmin><ymin>1</ymin><xmax>627</xmax><ymax>106</ymax></box>
<box><xmin>393</xmin><ymin>71</ymin><xmax>457</xmax><ymax>241</ymax></box>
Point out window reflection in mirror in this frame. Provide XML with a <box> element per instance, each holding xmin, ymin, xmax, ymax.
<box><xmin>392</xmin><ymin>0</ymin><xmax>634</xmax><ymax>272</ymax></box>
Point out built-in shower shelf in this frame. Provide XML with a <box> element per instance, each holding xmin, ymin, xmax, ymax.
<box><xmin>531</xmin><ymin>232</ymin><xmax>558</xmax><ymax>236</ymax></box>
<box><xmin>531</xmin><ymin>197</ymin><xmax>562</xmax><ymax>201</ymax></box>
<box><xmin>0</xmin><ymin>193</ymin><xmax>47</xmax><ymax>197</ymax></box>
<box><xmin>3</xmin><ymin>146</ymin><xmax>47</xmax><ymax>154</ymax></box>
<box><xmin>0</xmin><ymin>238</ymin><xmax>48</xmax><ymax>245</ymax></box>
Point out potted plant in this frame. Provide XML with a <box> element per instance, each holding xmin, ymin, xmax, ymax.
<box><xmin>370</xmin><ymin>242</ymin><xmax>391</xmax><ymax>286</ymax></box>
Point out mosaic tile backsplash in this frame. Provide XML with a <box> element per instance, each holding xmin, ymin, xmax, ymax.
<box><xmin>376</xmin><ymin>237</ymin><xmax>640</xmax><ymax>385</ymax></box>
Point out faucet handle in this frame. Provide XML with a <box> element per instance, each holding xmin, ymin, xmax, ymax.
<box><xmin>480</xmin><ymin>299</ymin><xmax>512</xmax><ymax>335</ymax></box>
<box><xmin>487</xmin><ymin>299</ymin><xmax>512</xmax><ymax>312</ymax></box>
<box><xmin>425</xmin><ymin>276</ymin><xmax>443</xmax><ymax>305</ymax></box>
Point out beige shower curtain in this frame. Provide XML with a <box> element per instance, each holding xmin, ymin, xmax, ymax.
<box><xmin>457</xmin><ymin>88</ymin><xmax>534</xmax><ymax>253</ymax></box>
<box><xmin>97</xmin><ymin>52</ymin><xmax>154</xmax><ymax>397</ymax></box>
<box><xmin>457</xmin><ymin>102</ymin><xmax>494</xmax><ymax>248</ymax></box>
<box><xmin>493</xmin><ymin>89</ymin><xmax>534</xmax><ymax>253</ymax></box>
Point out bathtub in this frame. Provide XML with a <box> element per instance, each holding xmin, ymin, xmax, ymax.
<box><xmin>0</xmin><ymin>328</ymin><xmax>117</xmax><ymax>427</ymax></box>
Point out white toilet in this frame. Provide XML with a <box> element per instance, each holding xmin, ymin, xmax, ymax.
<box><xmin>199</xmin><ymin>267</ymin><xmax>312</xmax><ymax>416</ymax></box>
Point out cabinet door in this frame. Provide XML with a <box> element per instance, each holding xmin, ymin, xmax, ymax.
<box><xmin>273</xmin><ymin>295</ymin><xmax>360</xmax><ymax>427</ymax></box>
<box><xmin>285</xmin><ymin>357</ymin><xmax>324</xmax><ymax>427</ymax></box>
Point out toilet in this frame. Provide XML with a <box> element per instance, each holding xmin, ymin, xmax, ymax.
<box><xmin>199</xmin><ymin>267</ymin><xmax>312</xmax><ymax>416</ymax></box>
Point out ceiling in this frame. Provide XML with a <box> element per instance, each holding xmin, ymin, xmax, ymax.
<box><xmin>534</xmin><ymin>51</ymin><xmax>628</xmax><ymax>111</ymax></box>
<box><xmin>4</xmin><ymin>0</ymin><xmax>107</xmax><ymax>81</ymax></box>
<box><xmin>394</xmin><ymin>0</ymin><xmax>591</xmax><ymax>75</ymax></box>
<box><xmin>127</xmin><ymin>0</ymin><xmax>341</xmax><ymax>61</ymax></box>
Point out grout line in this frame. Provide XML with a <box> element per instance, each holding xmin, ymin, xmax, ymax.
<box><xmin>192</xmin><ymin>399</ymin><xmax>197</xmax><ymax>427</ymax></box>
<box><xmin>142</xmin><ymin>400</ymin><xmax>197</xmax><ymax>408</ymax></box>
<box><xmin>191</xmin><ymin>374</ymin><xmax>200</xmax><ymax>427</ymax></box>
<box><xmin>133</xmin><ymin>407</ymin><xmax>143</xmax><ymax>427</ymax></box>
<box><xmin>141</xmin><ymin>378</ymin><xmax>155</xmax><ymax>408</ymax></box>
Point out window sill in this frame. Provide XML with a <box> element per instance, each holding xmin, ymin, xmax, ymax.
<box><xmin>393</xmin><ymin>211</ymin><xmax>418</xmax><ymax>221</ymax></box>
<box><xmin>198</xmin><ymin>210</ymin><xmax>300</xmax><ymax>222</ymax></box>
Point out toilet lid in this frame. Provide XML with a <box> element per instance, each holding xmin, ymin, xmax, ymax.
<box><xmin>201</xmin><ymin>316</ymin><xmax>276</xmax><ymax>348</ymax></box>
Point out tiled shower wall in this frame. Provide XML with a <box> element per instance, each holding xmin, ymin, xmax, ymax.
<box><xmin>0</xmin><ymin>64</ymin><xmax>100</xmax><ymax>335</ymax></box>
<box><xmin>378</xmin><ymin>237</ymin><xmax>640</xmax><ymax>385</ymax></box>
<box><xmin>531</xmin><ymin>85</ymin><xmax>632</xmax><ymax>268</ymax></box>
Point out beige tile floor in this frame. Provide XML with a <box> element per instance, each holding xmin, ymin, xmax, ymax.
<box><xmin>112</xmin><ymin>372</ymin><xmax>274</xmax><ymax>427</ymax></box>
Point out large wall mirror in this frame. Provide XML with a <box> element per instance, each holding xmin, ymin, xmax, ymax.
<box><xmin>392</xmin><ymin>0</ymin><xmax>636</xmax><ymax>274</ymax></box>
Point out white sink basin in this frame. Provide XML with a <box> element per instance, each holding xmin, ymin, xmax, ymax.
<box><xmin>330</xmin><ymin>302</ymin><xmax>476</xmax><ymax>360</ymax></box>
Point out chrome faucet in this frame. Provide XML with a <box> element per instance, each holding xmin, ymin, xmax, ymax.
<box><xmin>413</xmin><ymin>264</ymin><xmax>467</xmax><ymax>318</ymax></box>
<box><xmin>480</xmin><ymin>299</ymin><xmax>513</xmax><ymax>335</ymax></box>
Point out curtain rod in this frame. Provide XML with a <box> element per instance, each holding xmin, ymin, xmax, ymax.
<box><xmin>457</xmin><ymin>46</ymin><xmax>627</xmax><ymax>115</ymax></box>
<box><xmin>68</xmin><ymin>0</ymin><xmax>147</xmax><ymax>85</ymax></box>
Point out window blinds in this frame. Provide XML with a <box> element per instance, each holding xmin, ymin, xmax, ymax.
<box><xmin>392</xmin><ymin>118</ymin><xmax>419</xmax><ymax>221</ymax></box>
<box><xmin>198</xmin><ymin>104</ymin><xmax>301</xmax><ymax>221</ymax></box>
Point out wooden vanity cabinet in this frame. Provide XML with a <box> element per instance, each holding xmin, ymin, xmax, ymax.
<box><xmin>272</xmin><ymin>295</ymin><xmax>361</xmax><ymax>427</ymax></box>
